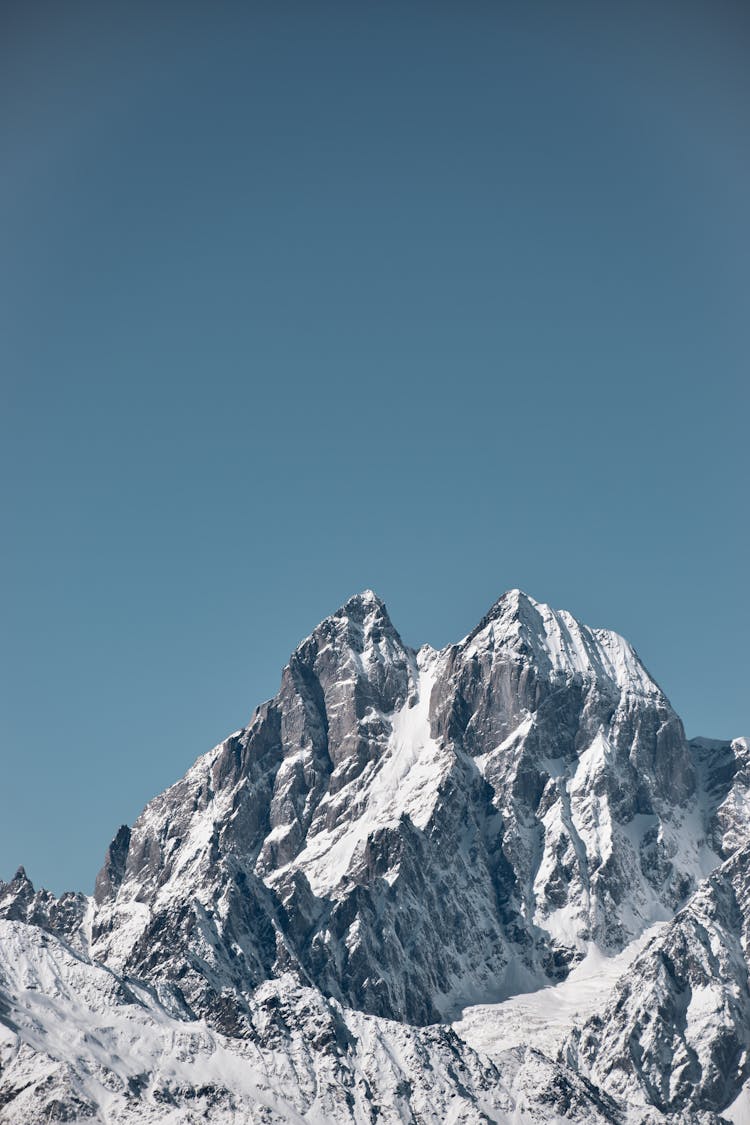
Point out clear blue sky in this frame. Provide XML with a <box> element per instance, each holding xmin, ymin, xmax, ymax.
<box><xmin>2</xmin><ymin>2</ymin><xmax>748</xmax><ymax>894</ymax></box>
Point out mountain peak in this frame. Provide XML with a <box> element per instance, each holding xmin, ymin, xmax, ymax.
<box><xmin>501</xmin><ymin>586</ymin><xmax>533</xmax><ymax>603</ymax></box>
<box><xmin>490</xmin><ymin>586</ymin><xmax>537</xmax><ymax>618</ymax></box>
<box><xmin>464</xmin><ymin>590</ymin><xmax>663</xmax><ymax>699</ymax></box>
<box><xmin>289</xmin><ymin>589</ymin><xmax>396</xmax><ymax>663</ymax></box>
<box><xmin>338</xmin><ymin>588</ymin><xmax>388</xmax><ymax>620</ymax></box>
<box><xmin>467</xmin><ymin>587</ymin><xmax>538</xmax><ymax>641</ymax></box>
<box><xmin>286</xmin><ymin>588</ymin><xmax>411</xmax><ymax>725</ymax></box>
<box><xmin>4</xmin><ymin>586</ymin><xmax>733</xmax><ymax>1124</ymax></box>
<box><xmin>313</xmin><ymin>588</ymin><xmax>402</xmax><ymax>648</ymax></box>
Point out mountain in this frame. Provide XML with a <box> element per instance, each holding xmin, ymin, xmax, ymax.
<box><xmin>0</xmin><ymin>589</ymin><xmax>747</xmax><ymax>1123</ymax></box>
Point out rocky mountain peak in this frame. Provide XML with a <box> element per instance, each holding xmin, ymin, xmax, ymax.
<box><xmin>339</xmin><ymin>586</ymin><xmax>389</xmax><ymax>619</ymax></box>
<box><xmin>293</xmin><ymin>588</ymin><xmax>405</xmax><ymax>663</ymax></box>
<box><xmin>0</xmin><ymin>866</ymin><xmax>87</xmax><ymax>950</ymax></box>
<box><xmin>281</xmin><ymin>589</ymin><xmax>414</xmax><ymax>759</ymax></box>
<box><xmin>2</xmin><ymin>589</ymin><xmax>747</xmax><ymax>1123</ymax></box>
<box><xmin>0</xmin><ymin>867</ymin><xmax>33</xmax><ymax>915</ymax></box>
<box><xmin>465</xmin><ymin>586</ymin><xmax>535</xmax><ymax>639</ymax></box>
<box><xmin>463</xmin><ymin>588</ymin><xmax>664</xmax><ymax>704</ymax></box>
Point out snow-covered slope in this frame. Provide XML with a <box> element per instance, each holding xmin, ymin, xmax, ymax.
<box><xmin>454</xmin><ymin>923</ymin><xmax>667</xmax><ymax>1062</ymax></box>
<box><xmin>0</xmin><ymin>589</ymin><xmax>747</xmax><ymax>1123</ymax></box>
<box><xmin>0</xmin><ymin>918</ymin><xmax>619</xmax><ymax>1124</ymax></box>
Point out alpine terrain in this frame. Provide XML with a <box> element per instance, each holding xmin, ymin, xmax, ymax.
<box><xmin>1</xmin><ymin>589</ymin><xmax>748</xmax><ymax>1123</ymax></box>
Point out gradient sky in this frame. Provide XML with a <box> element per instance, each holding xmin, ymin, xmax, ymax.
<box><xmin>2</xmin><ymin>2</ymin><xmax>748</xmax><ymax>894</ymax></box>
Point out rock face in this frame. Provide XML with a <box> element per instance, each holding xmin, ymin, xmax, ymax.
<box><xmin>565</xmin><ymin>840</ymin><xmax>750</xmax><ymax>1119</ymax></box>
<box><xmin>0</xmin><ymin>588</ymin><xmax>747</xmax><ymax>1123</ymax></box>
<box><xmin>692</xmin><ymin>736</ymin><xmax>750</xmax><ymax>858</ymax></box>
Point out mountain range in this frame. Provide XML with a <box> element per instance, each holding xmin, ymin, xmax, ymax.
<box><xmin>1</xmin><ymin>589</ymin><xmax>748</xmax><ymax>1123</ymax></box>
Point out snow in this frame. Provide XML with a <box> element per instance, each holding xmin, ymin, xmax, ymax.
<box><xmin>726</xmin><ymin>1084</ymin><xmax>750</xmax><ymax>1125</ymax></box>
<box><xmin>366</xmin><ymin>648</ymin><xmax>445</xmax><ymax>832</ymax></box>
<box><xmin>454</xmin><ymin>923</ymin><xmax>666</xmax><ymax>1061</ymax></box>
<box><xmin>0</xmin><ymin>920</ymin><xmax>313</xmax><ymax>1124</ymax></box>
<box><xmin>270</xmin><ymin>648</ymin><xmax>450</xmax><ymax>896</ymax></box>
<box><xmin>465</xmin><ymin>590</ymin><xmax>662</xmax><ymax>700</ymax></box>
<box><xmin>0</xmin><ymin>919</ymin><xmax>600</xmax><ymax>1124</ymax></box>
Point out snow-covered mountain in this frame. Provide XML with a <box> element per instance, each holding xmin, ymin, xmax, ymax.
<box><xmin>0</xmin><ymin>590</ymin><xmax>747</xmax><ymax>1123</ymax></box>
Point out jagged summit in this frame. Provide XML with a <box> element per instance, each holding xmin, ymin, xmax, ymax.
<box><xmin>340</xmin><ymin>586</ymin><xmax>387</xmax><ymax>613</ymax></box>
<box><xmin>463</xmin><ymin>587</ymin><xmax>665</xmax><ymax>701</ymax></box>
<box><xmin>290</xmin><ymin>587</ymin><xmax>405</xmax><ymax>665</ymax></box>
<box><xmin>0</xmin><ymin>864</ymin><xmax>86</xmax><ymax>951</ymax></box>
